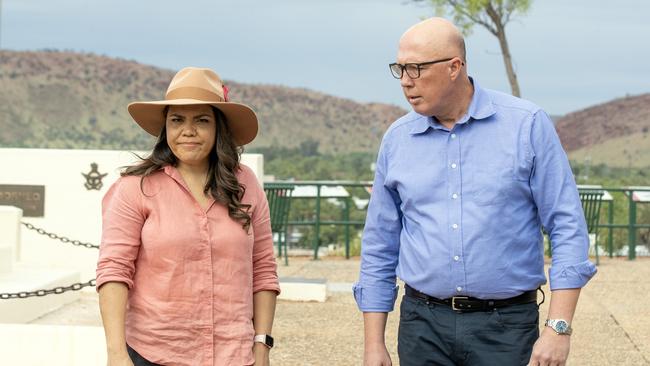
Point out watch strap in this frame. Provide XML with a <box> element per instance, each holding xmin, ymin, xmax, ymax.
<box><xmin>545</xmin><ymin>319</ymin><xmax>573</xmax><ymax>335</ymax></box>
<box><xmin>254</xmin><ymin>334</ymin><xmax>274</xmax><ymax>348</ymax></box>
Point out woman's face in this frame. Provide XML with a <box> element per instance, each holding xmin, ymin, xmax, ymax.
<box><xmin>165</xmin><ymin>104</ymin><xmax>217</xmax><ymax>169</ymax></box>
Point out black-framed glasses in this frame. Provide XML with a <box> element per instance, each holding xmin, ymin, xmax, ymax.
<box><xmin>389</xmin><ymin>57</ymin><xmax>457</xmax><ymax>79</ymax></box>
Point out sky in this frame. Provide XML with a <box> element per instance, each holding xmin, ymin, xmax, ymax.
<box><xmin>1</xmin><ymin>0</ymin><xmax>649</xmax><ymax>115</ymax></box>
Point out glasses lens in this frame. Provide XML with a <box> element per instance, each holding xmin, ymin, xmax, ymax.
<box><xmin>404</xmin><ymin>64</ymin><xmax>420</xmax><ymax>79</ymax></box>
<box><xmin>389</xmin><ymin>64</ymin><xmax>402</xmax><ymax>79</ymax></box>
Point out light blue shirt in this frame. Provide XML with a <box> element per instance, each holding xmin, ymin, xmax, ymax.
<box><xmin>353</xmin><ymin>79</ymin><xmax>597</xmax><ymax>312</ymax></box>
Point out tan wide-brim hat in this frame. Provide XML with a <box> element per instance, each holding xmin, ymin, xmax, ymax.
<box><xmin>127</xmin><ymin>67</ymin><xmax>258</xmax><ymax>145</ymax></box>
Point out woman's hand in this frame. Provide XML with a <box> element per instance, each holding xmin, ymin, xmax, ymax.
<box><xmin>107</xmin><ymin>352</ymin><xmax>134</xmax><ymax>366</ymax></box>
<box><xmin>253</xmin><ymin>342</ymin><xmax>270</xmax><ymax>366</ymax></box>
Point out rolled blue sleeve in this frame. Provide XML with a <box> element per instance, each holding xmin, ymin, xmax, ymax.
<box><xmin>529</xmin><ymin>111</ymin><xmax>597</xmax><ymax>290</ymax></box>
<box><xmin>353</xmin><ymin>135</ymin><xmax>402</xmax><ymax>312</ymax></box>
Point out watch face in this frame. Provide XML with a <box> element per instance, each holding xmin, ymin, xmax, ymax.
<box><xmin>555</xmin><ymin>320</ymin><xmax>568</xmax><ymax>333</ymax></box>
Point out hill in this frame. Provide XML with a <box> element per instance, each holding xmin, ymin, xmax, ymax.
<box><xmin>0</xmin><ymin>50</ymin><xmax>406</xmax><ymax>154</ymax></box>
<box><xmin>555</xmin><ymin>94</ymin><xmax>650</xmax><ymax>168</ymax></box>
<box><xmin>2</xmin><ymin>50</ymin><xmax>648</xmax><ymax>168</ymax></box>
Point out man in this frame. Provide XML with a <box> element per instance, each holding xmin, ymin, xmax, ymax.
<box><xmin>353</xmin><ymin>18</ymin><xmax>596</xmax><ymax>366</ymax></box>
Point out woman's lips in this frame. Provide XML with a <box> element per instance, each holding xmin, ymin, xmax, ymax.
<box><xmin>178</xmin><ymin>142</ymin><xmax>201</xmax><ymax>148</ymax></box>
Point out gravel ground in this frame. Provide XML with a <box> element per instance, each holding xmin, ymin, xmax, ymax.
<box><xmin>29</xmin><ymin>256</ymin><xmax>650</xmax><ymax>365</ymax></box>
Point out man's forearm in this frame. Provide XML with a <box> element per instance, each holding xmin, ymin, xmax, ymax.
<box><xmin>546</xmin><ymin>288</ymin><xmax>581</xmax><ymax>323</ymax></box>
<box><xmin>364</xmin><ymin>312</ymin><xmax>389</xmax><ymax>346</ymax></box>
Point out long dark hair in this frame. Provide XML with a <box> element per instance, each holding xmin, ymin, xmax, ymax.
<box><xmin>123</xmin><ymin>106</ymin><xmax>252</xmax><ymax>231</ymax></box>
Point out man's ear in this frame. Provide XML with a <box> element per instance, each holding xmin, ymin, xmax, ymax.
<box><xmin>449</xmin><ymin>58</ymin><xmax>464</xmax><ymax>80</ymax></box>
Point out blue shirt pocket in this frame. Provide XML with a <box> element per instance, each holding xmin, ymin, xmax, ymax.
<box><xmin>471</xmin><ymin>164</ymin><xmax>515</xmax><ymax>206</ymax></box>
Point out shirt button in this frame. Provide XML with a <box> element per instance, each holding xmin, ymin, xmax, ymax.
<box><xmin>454</xmin><ymin>255</ymin><xmax>460</xmax><ymax>261</ymax></box>
<box><xmin>456</xmin><ymin>286</ymin><xmax>463</xmax><ymax>292</ymax></box>
<box><xmin>452</xmin><ymin>223</ymin><xmax>459</xmax><ymax>229</ymax></box>
<box><xmin>451</xmin><ymin>163</ymin><xmax>457</xmax><ymax>169</ymax></box>
<box><xmin>452</xmin><ymin>193</ymin><xmax>458</xmax><ymax>199</ymax></box>
<box><xmin>451</xmin><ymin>133</ymin><xmax>457</xmax><ymax>139</ymax></box>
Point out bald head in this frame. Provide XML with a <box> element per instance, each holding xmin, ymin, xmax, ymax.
<box><xmin>399</xmin><ymin>17</ymin><xmax>466</xmax><ymax>62</ymax></box>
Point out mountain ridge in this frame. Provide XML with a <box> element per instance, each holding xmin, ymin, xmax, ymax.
<box><xmin>1</xmin><ymin>50</ymin><xmax>648</xmax><ymax>168</ymax></box>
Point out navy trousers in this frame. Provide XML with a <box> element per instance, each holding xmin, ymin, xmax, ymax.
<box><xmin>397</xmin><ymin>294</ymin><xmax>539</xmax><ymax>366</ymax></box>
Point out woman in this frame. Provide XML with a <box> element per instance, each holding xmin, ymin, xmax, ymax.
<box><xmin>96</xmin><ymin>67</ymin><xmax>280</xmax><ymax>366</ymax></box>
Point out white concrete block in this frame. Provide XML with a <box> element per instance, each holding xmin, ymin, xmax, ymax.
<box><xmin>0</xmin><ymin>247</ymin><xmax>13</xmax><ymax>274</ymax></box>
<box><xmin>278</xmin><ymin>277</ymin><xmax>328</xmax><ymax>302</ymax></box>
<box><xmin>0</xmin><ymin>264</ymin><xmax>81</xmax><ymax>323</ymax></box>
<box><xmin>242</xmin><ymin>153</ymin><xmax>264</xmax><ymax>184</ymax></box>
<box><xmin>0</xmin><ymin>205</ymin><xmax>22</xmax><ymax>268</ymax></box>
<box><xmin>0</xmin><ymin>324</ymin><xmax>106</xmax><ymax>366</ymax></box>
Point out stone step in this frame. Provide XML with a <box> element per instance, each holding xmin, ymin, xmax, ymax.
<box><xmin>278</xmin><ymin>277</ymin><xmax>327</xmax><ymax>302</ymax></box>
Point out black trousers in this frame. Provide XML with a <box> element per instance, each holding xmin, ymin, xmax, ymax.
<box><xmin>397</xmin><ymin>294</ymin><xmax>539</xmax><ymax>366</ymax></box>
<box><xmin>127</xmin><ymin>344</ymin><xmax>162</xmax><ymax>366</ymax></box>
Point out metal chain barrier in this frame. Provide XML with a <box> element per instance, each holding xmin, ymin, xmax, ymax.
<box><xmin>0</xmin><ymin>279</ymin><xmax>96</xmax><ymax>300</ymax></box>
<box><xmin>21</xmin><ymin>221</ymin><xmax>100</xmax><ymax>249</ymax></box>
<box><xmin>0</xmin><ymin>222</ymin><xmax>100</xmax><ymax>300</ymax></box>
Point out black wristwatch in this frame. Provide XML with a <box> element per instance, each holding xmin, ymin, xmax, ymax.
<box><xmin>254</xmin><ymin>334</ymin><xmax>274</xmax><ymax>348</ymax></box>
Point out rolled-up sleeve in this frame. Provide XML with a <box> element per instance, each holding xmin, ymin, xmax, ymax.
<box><xmin>353</xmin><ymin>136</ymin><xmax>401</xmax><ymax>312</ymax></box>
<box><xmin>96</xmin><ymin>176</ymin><xmax>145</xmax><ymax>290</ymax></box>
<box><xmin>250</xmin><ymin>179</ymin><xmax>280</xmax><ymax>295</ymax></box>
<box><xmin>529</xmin><ymin>111</ymin><xmax>597</xmax><ymax>290</ymax></box>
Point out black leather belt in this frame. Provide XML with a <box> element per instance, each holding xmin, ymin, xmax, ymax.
<box><xmin>405</xmin><ymin>284</ymin><xmax>537</xmax><ymax>312</ymax></box>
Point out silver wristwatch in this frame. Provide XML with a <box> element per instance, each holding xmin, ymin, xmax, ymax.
<box><xmin>545</xmin><ymin>319</ymin><xmax>572</xmax><ymax>335</ymax></box>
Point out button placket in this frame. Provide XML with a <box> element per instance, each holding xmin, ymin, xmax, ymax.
<box><xmin>448</xmin><ymin>129</ymin><xmax>466</xmax><ymax>294</ymax></box>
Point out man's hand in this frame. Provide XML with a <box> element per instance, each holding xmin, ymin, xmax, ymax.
<box><xmin>253</xmin><ymin>342</ymin><xmax>270</xmax><ymax>366</ymax></box>
<box><xmin>364</xmin><ymin>342</ymin><xmax>392</xmax><ymax>366</ymax></box>
<box><xmin>527</xmin><ymin>327</ymin><xmax>571</xmax><ymax>366</ymax></box>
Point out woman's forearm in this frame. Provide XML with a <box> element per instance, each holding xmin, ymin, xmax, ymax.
<box><xmin>253</xmin><ymin>290</ymin><xmax>277</xmax><ymax>334</ymax></box>
<box><xmin>98</xmin><ymin>282</ymin><xmax>129</xmax><ymax>355</ymax></box>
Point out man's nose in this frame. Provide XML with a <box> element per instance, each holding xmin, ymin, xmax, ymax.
<box><xmin>400</xmin><ymin>72</ymin><xmax>415</xmax><ymax>88</ymax></box>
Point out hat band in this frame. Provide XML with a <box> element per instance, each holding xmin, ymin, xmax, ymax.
<box><xmin>166</xmin><ymin>86</ymin><xmax>225</xmax><ymax>103</ymax></box>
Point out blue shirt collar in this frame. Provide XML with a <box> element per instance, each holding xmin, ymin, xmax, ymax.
<box><xmin>409</xmin><ymin>77</ymin><xmax>496</xmax><ymax>135</ymax></box>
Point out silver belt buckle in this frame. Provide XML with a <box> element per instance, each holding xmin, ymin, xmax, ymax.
<box><xmin>451</xmin><ymin>296</ymin><xmax>469</xmax><ymax>311</ymax></box>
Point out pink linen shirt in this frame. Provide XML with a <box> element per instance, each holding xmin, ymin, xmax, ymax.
<box><xmin>96</xmin><ymin>164</ymin><xmax>280</xmax><ymax>366</ymax></box>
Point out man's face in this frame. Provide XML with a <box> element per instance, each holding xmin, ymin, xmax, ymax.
<box><xmin>396</xmin><ymin>42</ymin><xmax>453</xmax><ymax>117</ymax></box>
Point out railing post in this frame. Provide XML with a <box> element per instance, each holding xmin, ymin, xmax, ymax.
<box><xmin>344</xmin><ymin>198</ymin><xmax>350</xmax><ymax>259</ymax></box>
<box><xmin>628</xmin><ymin>190</ymin><xmax>637</xmax><ymax>260</ymax></box>
<box><xmin>607</xmin><ymin>201</ymin><xmax>614</xmax><ymax>258</ymax></box>
<box><xmin>283</xmin><ymin>228</ymin><xmax>289</xmax><ymax>266</ymax></box>
<box><xmin>313</xmin><ymin>184</ymin><xmax>321</xmax><ymax>260</ymax></box>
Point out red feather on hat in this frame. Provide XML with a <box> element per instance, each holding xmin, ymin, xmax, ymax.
<box><xmin>223</xmin><ymin>85</ymin><xmax>229</xmax><ymax>102</ymax></box>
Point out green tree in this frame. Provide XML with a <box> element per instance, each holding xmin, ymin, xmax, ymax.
<box><xmin>412</xmin><ymin>0</ymin><xmax>531</xmax><ymax>97</ymax></box>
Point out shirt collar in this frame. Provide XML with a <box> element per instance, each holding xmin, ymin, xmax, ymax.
<box><xmin>163</xmin><ymin>164</ymin><xmax>187</xmax><ymax>189</ymax></box>
<box><xmin>163</xmin><ymin>164</ymin><xmax>216</xmax><ymax>210</ymax></box>
<box><xmin>409</xmin><ymin>77</ymin><xmax>496</xmax><ymax>135</ymax></box>
<box><xmin>462</xmin><ymin>77</ymin><xmax>496</xmax><ymax>122</ymax></box>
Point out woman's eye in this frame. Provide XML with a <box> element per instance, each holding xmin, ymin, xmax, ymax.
<box><xmin>171</xmin><ymin>118</ymin><xmax>182</xmax><ymax>123</ymax></box>
<box><xmin>198</xmin><ymin>118</ymin><xmax>210</xmax><ymax>123</ymax></box>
